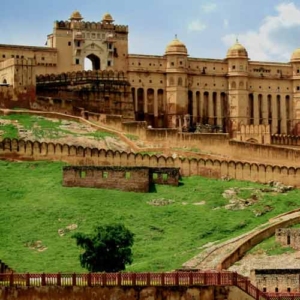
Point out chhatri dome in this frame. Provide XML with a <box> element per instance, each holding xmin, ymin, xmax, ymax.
<box><xmin>165</xmin><ymin>36</ymin><xmax>188</xmax><ymax>55</ymax></box>
<box><xmin>226</xmin><ymin>40</ymin><xmax>248</xmax><ymax>59</ymax></box>
<box><xmin>70</xmin><ymin>10</ymin><xmax>83</xmax><ymax>21</ymax></box>
<box><xmin>102</xmin><ymin>13</ymin><xmax>114</xmax><ymax>23</ymax></box>
<box><xmin>291</xmin><ymin>48</ymin><xmax>300</xmax><ymax>62</ymax></box>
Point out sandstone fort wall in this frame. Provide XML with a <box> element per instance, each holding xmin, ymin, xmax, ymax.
<box><xmin>0</xmin><ymin>285</ymin><xmax>253</xmax><ymax>300</ymax></box>
<box><xmin>1</xmin><ymin>138</ymin><xmax>300</xmax><ymax>187</ymax></box>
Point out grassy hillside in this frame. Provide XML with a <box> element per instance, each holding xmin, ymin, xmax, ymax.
<box><xmin>0</xmin><ymin>113</ymin><xmax>116</xmax><ymax>140</ymax></box>
<box><xmin>1</xmin><ymin>160</ymin><xmax>300</xmax><ymax>273</ymax></box>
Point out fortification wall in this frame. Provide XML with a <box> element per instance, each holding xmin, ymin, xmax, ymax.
<box><xmin>0</xmin><ymin>285</ymin><xmax>253</xmax><ymax>300</ymax></box>
<box><xmin>1</xmin><ymin>138</ymin><xmax>300</xmax><ymax>187</ymax></box>
<box><xmin>218</xmin><ymin>215</ymin><xmax>300</xmax><ymax>270</ymax></box>
<box><xmin>272</xmin><ymin>134</ymin><xmax>300</xmax><ymax>146</ymax></box>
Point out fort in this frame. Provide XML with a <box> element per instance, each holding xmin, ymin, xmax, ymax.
<box><xmin>2</xmin><ymin>9</ymin><xmax>300</xmax><ymax>300</ymax></box>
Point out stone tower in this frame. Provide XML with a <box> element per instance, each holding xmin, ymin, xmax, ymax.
<box><xmin>226</xmin><ymin>41</ymin><xmax>249</xmax><ymax>132</ymax></box>
<box><xmin>46</xmin><ymin>11</ymin><xmax>129</xmax><ymax>73</ymax></box>
<box><xmin>165</xmin><ymin>38</ymin><xmax>189</xmax><ymax>128</ymax></box>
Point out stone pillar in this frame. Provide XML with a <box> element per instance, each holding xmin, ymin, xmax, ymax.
<box><xmin>144</xmin><ymin>89</ymin><xmax>148</xmax><ymax>113</ymax></box>
<box><xmin>208</xmin><ymin>92</ymin><xmax>214</xmax><ymax>125</ymax></box>
<box><xmin>199</xmin><ymin>92</ymin><xmax>203</xmax><ymax>122</ymax></box>
<box><xmin>154</xmin><ymin>89</ymin><xmax>158</xmax><ymax>127</ymax></box>
<box><xmin>262</xmin><ymin>94</ymin><xmax>269</xmax><ymax>126</ymax></box>
<box><xmin>216</xmin><ymin>92</ymin><xmax>222</xmax><ymax>126</ymax></box>
<box><xmin>135</xmin><ymin>88</ymin><xmax>138</xmax><ymax>112</ymax></box>
<box><xmin>253</xmin><ymin>93</ymin><xmax>259</xmax><ymax>125</ymax></box>
<box><xmin>272</xmin><ymin>95</ymin><xmax>278</xmax><ymax>134</ymax></box>
<box><xmin>192</xmin><ymin>91</ymin><xmax>198</xmax><ymax>123</ymax></box>
<box><xmin>281</xmin><ymin>94</ymin><xmax>287</xmax><ymax>134</ymax></box>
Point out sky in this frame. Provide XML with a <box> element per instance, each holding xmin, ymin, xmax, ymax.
<box><xmin>1</xmin><ymin>0</ymin><xmax>300</xmax><ymax>62</ymax></box>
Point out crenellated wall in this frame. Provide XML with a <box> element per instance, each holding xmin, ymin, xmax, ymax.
<box><xmin>1</xmin><ymin>138</ymin><xmax>300</xmax><ymax>187</ymax></box>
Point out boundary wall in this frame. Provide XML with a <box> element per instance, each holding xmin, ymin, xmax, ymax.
<box><xmin>218</xmin><ymin>214</ymin><xmax>300</xmax><ymax>271</ymax></box>
<box><xmin>3</xmin><ymin>109</ymin><xmax>300</xmax><ymax>167</ymax></box>
<box><xmin>1</xmin><ymin>138</ymin><xmax>300</xmax><ymax>187</ymax></box>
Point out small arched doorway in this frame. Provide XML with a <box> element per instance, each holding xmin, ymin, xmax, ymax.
<box><xmin>84</xmin><ymin>54</ymin><xmax>101</xmax><ymax>71</ymax></box>
<box><xmin>3</xmin><ymin>79</ymin><xmax>7</xmax><ymax>84</ymax></box>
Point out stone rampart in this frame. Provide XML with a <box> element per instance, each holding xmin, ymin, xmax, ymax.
<box><xmin>0</xmin><ymin>285</ymin><xmax>252</xmax><ymax>300</ymax></box>
<box><xmin>218</xmin><ymin>215</ymin><xmax>300</xmax><ymax>271</ymax></box>
<box><xmin>1</xmin><ymin>138</ymin><xmax>300</xmax><ymax>187</ymax></box>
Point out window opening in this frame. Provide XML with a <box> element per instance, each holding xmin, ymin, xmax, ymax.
<box><xmin>80</xmin><ymin>171</ymin><xmax>86</xmax><ymax>178</ymax></box>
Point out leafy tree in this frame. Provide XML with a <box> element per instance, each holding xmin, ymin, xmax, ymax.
<box><xmin>72</xmin><ymin>223</ymin><xmax>134</xmax><ymax>272</ymax></box>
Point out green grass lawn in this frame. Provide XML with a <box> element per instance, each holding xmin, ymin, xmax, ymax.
<box><xmin>1</xmin><ymin>160</ymin><xmax>300</xmax><ymax>273</ymax></box>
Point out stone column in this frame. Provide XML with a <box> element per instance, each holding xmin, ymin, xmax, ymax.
<box><xmin>262</xmin><ymin>94</ymin><xmax>268</xmax><ymax>125</ymax></box>
<box><xmin>192</xmin><ymin>91</ymin><xmax>198</xmax><ymax>123</ymax></box>
<box><xmin>198</xmin><ymin>92</ymin><xmax>203</xmax><ymax>123</ymax></box>
<box><xmin>154</xmin><ymin>89</ymin><xmax>158</xmax><ymax>127</ymax></box>
<box><xmin>208</xmin><ymin>92</ymin><xmax>214</xmax><ymax>125</ymax></box>
<box><xmin>144</xmin><ymin>88</ymin><xmax>148</xmax><ymax>113</ymax></box>
<box><xmin>253</xmin><ymin>93</ymin><xmax>259</xmax><ymax>125</ymax></box>
<box><xmin>280</xmin><ymin>94</ymin><xmax>287</xmax><ymax>134</ymax></box>
<box><xmin>216</xmin><ymin>92</ymin><xmax>222</xmax><ymax>126</ymax></box>
<box><xmin>135</xmin><ymin>88</ymin><xmax>138</xmax><ymax>112</ymax></box>
<box><xmin>272</xmin><ymin>95</ymin><xmax>278</xmax><ymax>134</ymax></box>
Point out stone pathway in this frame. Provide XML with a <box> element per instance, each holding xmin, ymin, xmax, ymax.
<box><xmin>183</xmin><ymin>210</ymin><xmax>300</xmax><ymax>271</ymax></box>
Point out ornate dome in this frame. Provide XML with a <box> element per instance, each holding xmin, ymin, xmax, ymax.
<box><xmin>291</xmin><ymin>48</ymin><xmax>300</xmax><ymax>62</ymax></box>
<box><xmin>102</xmin><ymin>13</ymin><xmax>114</xmax><ymax>23</ymax></box>
<box><xmin>70</xmin><ymin>10</ymin><xmax>83</xmax><ymax>21</ymax></box>
<box><xmin>227</xmin><ymin>40</ymin><xmax>248</xmax><ymax>58</ymax></box>
<box><xmin>165</xmin><ymin>38</ymin><xmax>188</xmax><ymax>55</ymax></box>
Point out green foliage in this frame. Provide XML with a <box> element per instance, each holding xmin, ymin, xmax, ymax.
<box><xmin>0</xmin><ymin>160</ymin><xmax>300</xmax><ymax>272</ymax></box>
<box><xmin>73</xmin><ymin>224</ymin><xmax>134</xmax><ymax>272</ymax></box>
<box><xmin>0</xmin><ymin>124</ymin><xmax>19</xmax><ymax>139</ymax></box>
<box><xmin>249</xmin><ymin>236</ymin><xmax>295</xmax><ymax>256</ymax></box>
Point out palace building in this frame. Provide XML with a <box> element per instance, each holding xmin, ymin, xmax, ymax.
<box><xmin>1</xmin><ymin>11</ymin><xmax>300</xmax><ymax>134</ymax></box>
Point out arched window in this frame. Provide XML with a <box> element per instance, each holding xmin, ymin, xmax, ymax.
<box><xmin>231</xmin><ymin>81</ymin><xmax>236</xmax><ymax>89</ymax></box>
<box><xmin>3</xmin><ymin>79</ymin><xmax>7</xmax><ymax>84</ymax></box>
<box><xmin>239</xmin><ymin>81</ymin><xmax>244</xmax><ymax>88</ymax></box>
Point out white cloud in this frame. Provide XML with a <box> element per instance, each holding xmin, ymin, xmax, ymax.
<box><xmin>222</xmin><ymin>2</ymin><xmax>300</xmax><ymax>61</ymax></box>
<box><xmin>201</xmin><ymin>3</ymin><xmax>217</xmax><ymax>13</ymax></box>
<box><xmin>187</xmin><ymin>20</ymin><xmax>207</xmax><ymax>32</ymax></box>
<box><xmin>223</xmin><ymin>19</ymin><xmax>229</xmax><ymax>29</ymax></box>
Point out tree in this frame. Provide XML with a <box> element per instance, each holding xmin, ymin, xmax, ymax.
<box><xmin>72</xmin><ymin>223</ymin><xmax>134</xmax><ymax>272</ymax></box>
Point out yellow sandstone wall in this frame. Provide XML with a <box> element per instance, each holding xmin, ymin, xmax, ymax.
<box><xmin>1</xmin><ymin>138</ymin><xmax>300</xmax><ymax>187</ymax></box>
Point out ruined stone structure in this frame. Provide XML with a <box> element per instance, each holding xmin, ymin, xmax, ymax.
<box><xmin>251</xmin><ymin>269</ymin><xmax>300</xmax><ymax>293</ymax></box>
<box><xmin>62</xmin><ymin>166</ymin><xmax>180</xmax><ymax>192</ymax></box>
<box><xmin>275</xmin><ymin>228</ymin><xmax>300</xmax><ymax>250</ymax></box>
<box><xmin>2</xmin><ymin>11</ymin><xmax>300</xmax><ymax>132</ymax></box>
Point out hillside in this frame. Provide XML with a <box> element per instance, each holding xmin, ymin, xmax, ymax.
<box><xmin>0</xmin><ymin>160</ymin><xmax>299</xmax><ymax>273</ymax></box>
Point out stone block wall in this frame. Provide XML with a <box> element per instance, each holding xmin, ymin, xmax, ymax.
<box><xmin>63</xmin><ymin>166</ymin><xmax>150</xmax><ymax>192</ymax></box>
<box><xmin>251</xmin><ymin>269</ymin><xmax>300</xmax><ymax>293</ymax></box>
<box><xmin>275</xmin><ymin>228</ymin><xmax>300</xmax><ymax>250</ymax></box>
